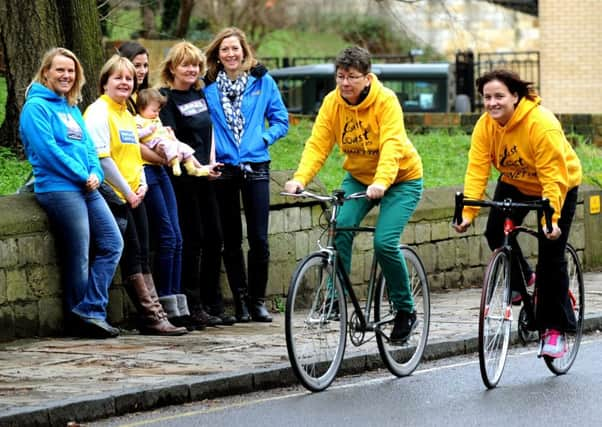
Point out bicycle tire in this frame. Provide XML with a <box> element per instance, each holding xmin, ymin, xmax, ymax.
<box><xmin>544</xmin><ymin>243</ymin><xmax>584</xmax><ymax>374</ymax></box>
<box><xmin>285</xmin><ymin>252</ymin><xmax>347</xmax><ymax>392</ymax></box>
<box><xmin>375</xmin><ymin>245</ymin><xmax>430</xmax><ymax>377</ymax></box>
<box><xmin>478</xmin><ymin>248</ymin><xmax>512</xmax><ymax>389</ymax></box>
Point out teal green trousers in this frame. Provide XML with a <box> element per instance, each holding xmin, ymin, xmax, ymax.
<box><xmin>335</xmin><ymin>174</ymin><xmax>423</xmax><ymax>312</ymax></box>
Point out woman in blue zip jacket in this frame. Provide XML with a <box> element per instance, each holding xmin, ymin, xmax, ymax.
<box><xmin>204</xmin><ymin>27</ymin><xmax>289</xmax><ymax>322</ymax></box>
<box><xmin>19</xmin><ymin>48</ymin><xmax>123</xmax><ymax>338</ymax></box>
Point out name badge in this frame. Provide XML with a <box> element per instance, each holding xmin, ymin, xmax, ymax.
<box><xmin>119</xmin><ymin>129</ymin><xmax>137</xmax><ymax>144</ymax></box>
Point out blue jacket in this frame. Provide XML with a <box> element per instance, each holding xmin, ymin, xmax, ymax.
<box><xmin>19</xmin><ymin>82</ymin><xmax>103</xmax><ymax>193</ymax></box>
<box><xmin>204</xmin><ymin>74</ymin><xmax>289</xmax><ymax>165</ymax></box>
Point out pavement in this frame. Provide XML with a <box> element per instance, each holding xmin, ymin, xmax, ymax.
<box><xmin>1</xmin><ymin>271</ymin><xmax>602</xmax><ymax>427</ymax></box>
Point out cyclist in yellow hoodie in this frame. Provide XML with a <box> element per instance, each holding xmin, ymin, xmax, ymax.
<box><xmin>284</xmin><ymin>46</ymin><xmax>423</xmax><ymax>344</ymax></box>
<box><xmin>453</xmin><ymin>69</ymin><xmax>582</xmax><ymax>358</ymax></box>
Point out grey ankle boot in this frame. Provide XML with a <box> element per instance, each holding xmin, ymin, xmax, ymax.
<box><xmin>175</xmin><ymin>294</ymin><xmax>191</xmax><ymax>316</ymax></box>
<box><xmin>158</xmin><ymin>295</ymin><xmax>180</xmax><ymax>319</ymax></box>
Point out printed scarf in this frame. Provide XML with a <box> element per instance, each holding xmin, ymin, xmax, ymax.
<box><xmin>216</xmin><ymin>70</ymin><xmax>247</xmax><ymax>145</ymax></box>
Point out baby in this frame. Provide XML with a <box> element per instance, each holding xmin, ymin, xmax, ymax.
<box><xmin>135</xmin><ymin>88</ymin><xmax>208</xmax><ymax>177</ymax></box>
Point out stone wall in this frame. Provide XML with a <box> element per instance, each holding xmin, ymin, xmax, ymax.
<box><xmin>1</xmin><ymin>175</ymin><xmax>600</xmax><ymax>341</ymax></box>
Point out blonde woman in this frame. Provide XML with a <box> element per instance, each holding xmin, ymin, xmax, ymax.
<box><xmin>19</xmin><ymin>48</ymin><xmax>123</xmax><ymax>338</ymax></box>
<box><xmin>158</xmin><ymin>41</ymin><xmax>234</xmax><ymax>327</ymax></box>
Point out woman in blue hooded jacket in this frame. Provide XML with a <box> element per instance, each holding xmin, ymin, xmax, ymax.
<box><xmin>19</xmin><ymin>48</ymin><xmax>123</xmax><ymax>338</ymax></box>
<box><xmin>204</xmin><ymin>27</ymin><xmax>288</xmax><ymax>322</ymax></box>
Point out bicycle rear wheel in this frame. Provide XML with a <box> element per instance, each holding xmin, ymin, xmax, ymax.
<box><xmin>544</xmin><ymin>243</ymin><xmax>584</xmax><ymax>374</ymax></box>
<box><xmin>375</xmin><ymin>245</ymin><xmax>430</xmax><ymax>377</ymax></box>
<box><xmin>285</xmin><ymin>252</ymin><xmax>347</xmax><ymax>392</ymax></box>
<box><xmin>479</xmin><ymin>248</ymin><xmax>512</xmax><ymax>389</ymax></box>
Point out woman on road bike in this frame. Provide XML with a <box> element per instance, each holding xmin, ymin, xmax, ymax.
<box><xmin>284</xmin><ymin>46</ymin><xmax>423</xmax><ymax>344</ymax></box>
<box><xmin>452</xmin><ymin>69</ymin><xmax>582</xmax><ymax>358</ymax></box>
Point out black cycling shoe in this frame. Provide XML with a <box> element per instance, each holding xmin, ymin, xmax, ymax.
<box><xmin>390</xmin><ymin>310</ymin><xmax>417</xmax><ymax>345</ymax></box>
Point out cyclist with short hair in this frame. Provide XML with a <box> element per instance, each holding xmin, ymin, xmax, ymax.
<box><xmin>452</xmin><ymin>69</ymin><xmax>582</xmax><ymax>358</ymax></box>
<box><xmin>284</xmin><ymin>46</ymin><xmax>423</xmax><ymax>344</ymax></box>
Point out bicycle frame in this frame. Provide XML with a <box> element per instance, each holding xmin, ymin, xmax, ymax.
<box><xmin>314</xmin><ymin>190</ymin><xmax>383</xmax><ymax>335</ymax></box>
<box><xmin>454</xmin><ymin>191</ymin><xmax>552</xmax><ymax>309</ymax></box>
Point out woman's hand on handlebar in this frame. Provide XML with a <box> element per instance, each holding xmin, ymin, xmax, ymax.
<box><xmin>544</xmin><ymin>223</ymin><xmax>562</xmax><ymax>240</ymax></box>
<box><xmin>366</xmin><ymin>184</ymin><xmax>385</xmax><ymax>200</ymax></box>
<box><xmin>284</xmin><ymin>180</ymin><xmax>304</xmax><ymax>194</ymax></box>
<box><xmin>452</xmin><ymin>217</ymin><xmax>472</xmax><ymax>233</ymax></box>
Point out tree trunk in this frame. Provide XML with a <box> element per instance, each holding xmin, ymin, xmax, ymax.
<box><xmin>0</xmin><ymin>0</ymin><xmax>103</xmax><ymax>152</ymax></box>
<box><xmin>141</xmin><ymin>2</ymin><xmax>159</xmax><ymax>39</ymax></box>
<box><xmin>0</xmin><ymin>0</ymin><xmax>63</xmax><ymax>152</ymax></box>
<box><xmin>56</xmin><ymin>0</ymin><xmax>104</xmax><ymax>109</ymax></box>
<box><xmin>174</xmin><ymin>0</ymin><xmax>194</xmax><ymax>39</ymax></box>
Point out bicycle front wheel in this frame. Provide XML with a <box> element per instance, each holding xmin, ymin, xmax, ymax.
<box><xmin>544</xmin><ymin>243</ymin><xmax>584</xmax><ymax>374</ymax></box>
<box><xmin>285</xmin><ymin>252</ymin><xmax>347</xmax><ymax>392</ymax></box>
<box><xmin>479</xmin><ymin>248</ymin><xmax>512</xmax><ymax>389</ymax></box>
<box><xmin>375</xmin><ymin>245</ymin><xmax>430</xmax><ymax>377</ymax></box>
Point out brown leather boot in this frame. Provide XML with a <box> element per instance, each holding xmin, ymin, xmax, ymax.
<box><xmin>126</xmin><ymin>273</ymin><xmax>188</xmax><ymax>336</ymax></box>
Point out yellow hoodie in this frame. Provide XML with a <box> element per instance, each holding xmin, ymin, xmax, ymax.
<box><xmin>292</xmin><ymin>74</ymin><xmax>422</xmax><ymax>189</ymax></box>
<box><xmin>463</xmin><ymin>96</ymin><xmax>582</xmax><ymax>225</ymax></box>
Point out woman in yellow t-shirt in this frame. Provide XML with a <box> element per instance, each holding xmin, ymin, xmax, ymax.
<box><xmin>84</xmin><ymin>55</ymin><xmax>187</xmax><ymax>336</ymax></box>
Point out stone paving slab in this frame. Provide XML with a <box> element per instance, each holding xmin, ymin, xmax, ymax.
<box><xmin>0</xmin><ymin>272</ymin><xmax>601</xmax><ymax>426</ymax></box>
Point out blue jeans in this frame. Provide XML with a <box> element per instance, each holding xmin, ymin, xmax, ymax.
<box><xmin>144</xmin><ymin>165</ymin><xmax>183</xmax><ymax>296</ymax></box>
<box><xmin>36</xmin><ymin>190</ymin><xmax>123</xmax><ymax>320</ymax></box>
<box><xmin>335</xmin><ymin>174</ymin><xmax>423</xmax><ymax>312</ymax></box>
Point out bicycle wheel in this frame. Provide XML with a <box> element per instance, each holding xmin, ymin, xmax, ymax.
<box><xmin>375</xmin><ymin>245</ymin><xmax>430</xmax><ymax>377</ymax></box>
<box><xmin>285</xmin><ymin>252</ymin><xmax>347</xmax><ymax>392</ymax></box>
<box><xmin>544</xmin><ymin>243</ymin><xmax>584</xmax><ymax>374</ymax></box>
<box><xmin>478</xmin><ymin>248</ymin><xmax>512</xmax><ymax>389</ymax></box>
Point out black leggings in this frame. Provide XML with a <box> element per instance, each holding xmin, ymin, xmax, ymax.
<box><xmin>106</xmin><ymin>200</ymin><xmax>151</xmax><ymax>277</ymax></box>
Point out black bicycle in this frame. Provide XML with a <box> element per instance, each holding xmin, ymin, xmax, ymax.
<box><xmin>453</xmin><ymin>192</ymin><xmax>584</xmax><ymax>389</ymax></box>
<box><xmin>282</xmin><ymin>189</ymin><xmax>430</xmax><ymax>392</ymax></box>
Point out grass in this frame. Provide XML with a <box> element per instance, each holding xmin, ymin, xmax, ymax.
<box><xmin>576</xmin><ymin>142</ymin><xmax>602</xmax><ymax>188</ymax></box>
<box><xmin>0</xmin><ymin>147</ymin><xmax>32</xmax><ymax>195</ymax></box>
<box><xmin>256</xmin><ymin>29</ymin><xmax>347</xmax><ymax>59</ymax></box>
<box><xmin>271</xmin><ymin>119</ymin><xmax>346</xmax><ymax>190</ymax></box>
<box><xmin>104</xmin><ymin>7</ymin><xmax>145</xmax><ymax>40</ymax></box>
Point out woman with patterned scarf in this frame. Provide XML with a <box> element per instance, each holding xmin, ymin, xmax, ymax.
<box><xmin>204</xmin><ymin>27</ymin><xmax>289</xmax><ymax>323</ymax></box>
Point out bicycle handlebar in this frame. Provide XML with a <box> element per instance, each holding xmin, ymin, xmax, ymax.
<box><xmin>453</xmin><ymin>192</ymin><xmax>554</xmax><ymax>234</ymax></box>
<box><xmin>280</xmin><ymin>189</ymin><xmax>368</xmax><ymax>204</ymax></box>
